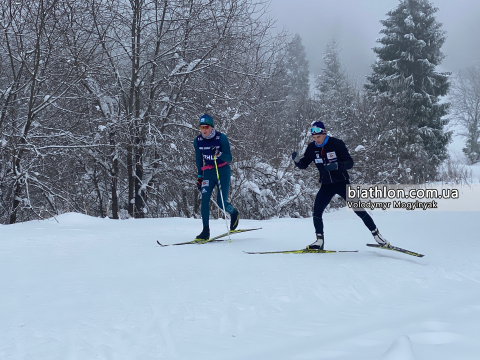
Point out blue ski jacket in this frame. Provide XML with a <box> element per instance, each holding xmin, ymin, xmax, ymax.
<box><xmin>194</xmin><ymin>131</ymin><xmax>232</xmax><ymax>177</ymax></box>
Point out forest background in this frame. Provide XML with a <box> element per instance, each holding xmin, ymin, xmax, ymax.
<box><xmin>1</xmin><ymin>0</ymin><xmax>478</xmax><ymax>224</ymax></box>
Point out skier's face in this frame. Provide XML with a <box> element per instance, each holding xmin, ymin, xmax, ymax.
<box><xmin>200</xmin><ymin>125</ymin><xmax>213</xmax><ymax>137</ymax></box>
<box><xmin>312</xmin><ymin>134</ymin><xmax>326</xmax><ymax>145</ymax></box>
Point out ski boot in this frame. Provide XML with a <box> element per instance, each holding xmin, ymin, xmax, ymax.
<box><xmin>307</xmin><ymin>233</ymin><xmax>324</xmax><ymax>250</ymax></box>
<box><xmin>195</xmin><ymin>226</ymin><xmax>210</xmax><ymax>242</ymax></box>
<box><xmin>372</xmin><ymin>228</ymin><xmax>389</xmax><ymax>246</ymax></box>
<box><xmin>230</xmin><ymin>209</ymin><xmax>239</xmax><ymax>231</ymax></box>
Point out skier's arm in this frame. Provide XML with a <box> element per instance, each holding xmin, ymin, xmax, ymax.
<box><xmin>295</xmin><ymin>156</ymin><xmax>312</xmax><ymax>169</ymax></box>
<box><xmin>217</xmin><ymin>134</ymin><xmax>232</xmax><ymax>163</ymax></box>
<box><xmin>336</xmin><ymin>140</ymin><xmax>354</xmax><ymax>171</ymax></box>
<box><xmin>293</xmin><ymin>147</ymin><xmax>313</xmax><ymax>169</ymax></box>
<box><xmin>194</xmin><ymin>138</ymin><xmax>203</xmax><ymax>177</ymax></box>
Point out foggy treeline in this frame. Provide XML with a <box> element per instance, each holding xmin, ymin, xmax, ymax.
<box><xmin>0</xmin><ymin>0</ymin><xmax>471</xmax><ymax>224</ymax></box>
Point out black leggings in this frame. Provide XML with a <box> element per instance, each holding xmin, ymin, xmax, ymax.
<box><xmin>313</xmin><ymin>181</ymin><xmax>376</xmax><ymax>234</ymax></box>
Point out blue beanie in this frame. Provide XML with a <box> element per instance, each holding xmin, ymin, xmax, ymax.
<box><xmin>311</xmin><ymin>121</ymin><xmax>326</xmax><ymax>135</ymax></box>
<box><xmin>199</xmin><ymin>114</ymin><xmax>214</xmax><ymax>127</ymax></box>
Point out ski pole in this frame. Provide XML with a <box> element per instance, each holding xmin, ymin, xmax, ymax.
<box><xmin>213</xmin><ymin>153</ymin><xmax>231</xmax><ymax>242</ymax></box>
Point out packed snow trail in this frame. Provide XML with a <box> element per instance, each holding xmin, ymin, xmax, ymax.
<box><xmin>1</xmin><ymin>210</ymin><xmax>480</xmax><ymax>359</ymax></box>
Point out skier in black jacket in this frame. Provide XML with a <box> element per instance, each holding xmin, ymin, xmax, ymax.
<box><xmin>292</xmin><ymin>121</ymin><xmax>389</xmax><ymax>250</ymax></box>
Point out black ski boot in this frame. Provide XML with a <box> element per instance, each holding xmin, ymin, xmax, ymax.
<box><xmin>307</xmin><ymin>233</ymin><xmax>324</xmax><ymax>250</ymax></box>
<box><xmin>195</xmin><ymin>226</ymin><xmax>210</xmax><ymax>241</ymax></box>
<box><xmin>230</xmin><ymin>209</ymin><xmax>239</xmax><ymax>231</ymax></box>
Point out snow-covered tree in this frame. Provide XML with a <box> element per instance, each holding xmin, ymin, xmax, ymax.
<box><xmin>83</xmin><ymin>0</ymin><xmax>283</xmax><ymax>219</ymax></box>
<box><xmin>450</xmin><ymin>66</ymin><xmax>480</xmax><ymax>164</ymax></box>
<box><xmin>0</xmin><ymin>0</ymin><xmax>294</xmax><ymax>224</ymax></box>
<box><xmin>365</xmin><ymin>0</ymin><xmax>451</xmax><ymax>182</ymax></box>
<box><xmin>282</xmin><ymin>34</ymin><xmax>311</xmax><ymax>102</ymax></box>
<box><xmin>284</xmin><ymin>33</ymin><xmax>311</xmax><ymax>149</ymax></box>
<box><xmin>316</xmin><ymin>38</ymin><xmax>350</xmax><ymax>95</ymax></box>
<box><xmin>259</xmin><ymin>34</ymin><xmax>310</xmax><ymax>153</ymax></box>
<box><xmin>225</xmin><ymin>33</ymin><xmax>316</xmax><ymax>219</ymax></box>
<box><xmin>314</xmin><ymin>38</ymin><xmax>356</xmax><ymax>141</ymax></box>
<box><xmin>0</xmin><ymin>0</ymin><xmax>94</xmax><ymax>223</ymax></box>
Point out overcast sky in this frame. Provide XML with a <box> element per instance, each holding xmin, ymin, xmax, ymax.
<box><xmin>267</xmin><ymin>0</ymin><xmax>480</xmax><ymax>83</ymax></box>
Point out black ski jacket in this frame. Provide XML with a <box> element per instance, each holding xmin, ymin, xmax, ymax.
<box><xmin>295</xmin><ymin>136</ymin><xmax>353</xmax><ymax>185</ymax></box>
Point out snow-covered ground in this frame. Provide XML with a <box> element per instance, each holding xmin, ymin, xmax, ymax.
<box><xmin>2</xmin><ymin>207</ymin><xmax>480</xmax><ymax>360</ymax></box>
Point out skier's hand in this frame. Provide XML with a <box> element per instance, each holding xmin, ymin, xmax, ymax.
<box><xmin>324</xmin><ymin>162</ymin><xmax>338</xmax><ymax>171</ymax></box>
<box><xmin>197</xmin><ymin>177</ymin><xmax>203</xmax><ymax>191</ymax></box>
<box><xmin>210</xmin><ymin>146</ymin><xmax>221</xmax><ymax>158</ymax></box>
<box><xmin>291</xmin><ymin>152</ymin><xmax>300</xmax><ymax>163</ymax></box>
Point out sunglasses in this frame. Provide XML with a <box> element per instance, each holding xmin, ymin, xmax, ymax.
<box><xmin>311</xmin><ymin>126</ymin><xmax>326</xmax><ymax>134</ymax></box>
<box><xmin>199</xmin><ymin>125</ymin><xmax>211</xmax><ymax>130</ymax></box>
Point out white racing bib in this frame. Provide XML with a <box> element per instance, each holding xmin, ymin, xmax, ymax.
<box><xmin>326</xmin><ymin>151</ymin><xmax>337</xmax><ymax>160</ymax></box>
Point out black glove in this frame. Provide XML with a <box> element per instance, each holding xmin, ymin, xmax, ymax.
<box><xmin>197</xmin><ymin>177</ymin><xmax>203</xmax><ymax>191</ymax></box>
<box><xmin>324</xmin><ymin>162</ymin><xmax>338</xmax><ymax>172</ymax></box>
<box><xmin>292</xmin><ymin>152</ymin><xmax>302</xmax><ymax>168</ymax></box>
<box><xmin>210</xmin><ymin>146</ymin><xmax>221</xmax><ymax>158</ymax></box>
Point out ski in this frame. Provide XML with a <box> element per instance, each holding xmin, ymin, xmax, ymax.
<box><xmin>156</xmin><ymin>228</ymin><xmax>262</xmax><ymax>247</ymax></box>
<box><xmin>366</xmin><ymin>243</ymin><xmax>424</xmax><ymax>257</ymax></box>
<box><xmin>244</xmin><ymin>249</ymin><xmax>358</xmax><ymax>254</ymax></box>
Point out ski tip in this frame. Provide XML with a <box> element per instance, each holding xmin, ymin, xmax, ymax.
<box><xmin>156</xmin><ymin>240</ymin><xmax>167</xmax><ymax>247</ymax></box>
<box><xmin>366</xmin><ymin>243</ymin><xmax>424</xmax><ymax>257</ymax></box>
<box><xmin>231</xmin><ymin>227</ymin><xmax>262</xmax><ymax>232</ymax></box>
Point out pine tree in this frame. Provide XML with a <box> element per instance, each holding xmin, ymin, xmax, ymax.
<box><xmin>316</xmin><ymin>38</ymin><xmax>349</xmax><ymax>95</ymax></box>
<box><xmin>265</xmin><ymin>34</ymin><xmax>310</xmax><ymax>152</ymax></box>
<box><xmin>365</xmin><ymin>0</ymin><xmax>451</xmax><ymax>181</ymax></box>
<box><xmin>284</xmin><ymin>34</ymin><xmax>311</xmax><ymax>151</ymax></box>
<box><xmin>284</xmin><ymin>34</ymin><xmax>310</xmax><ymax>102</ymax></box>
<box><xmin>315</xmin><ymin>38</ymin><xmax>355</xmax><ymax>141</ymax></box>
<box><xmin>450</xmin><ymin>66</ymin><xmax>480</xmax><ymax>164</ymax></box>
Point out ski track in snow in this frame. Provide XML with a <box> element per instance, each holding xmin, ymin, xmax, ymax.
<box><xmin>1</xmin><ymin>210</ymin><xmax>480</xmax><ymax>359</ymax></box>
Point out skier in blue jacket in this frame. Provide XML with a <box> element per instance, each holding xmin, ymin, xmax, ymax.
<box><xmin>194</xmin><ymin>114</ymin><xmax>239</xmax><ymax>240</ymax></box>
<box><xmin>292</xmin><ymin>121</ymin><xmax>389</xmax><ymax>250</ymax></box>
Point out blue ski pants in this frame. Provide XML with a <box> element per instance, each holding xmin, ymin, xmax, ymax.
<box><xmin>200</xmin><ymin>165</ymin><xmax>235</xmax><ymax>227</ymax></box>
